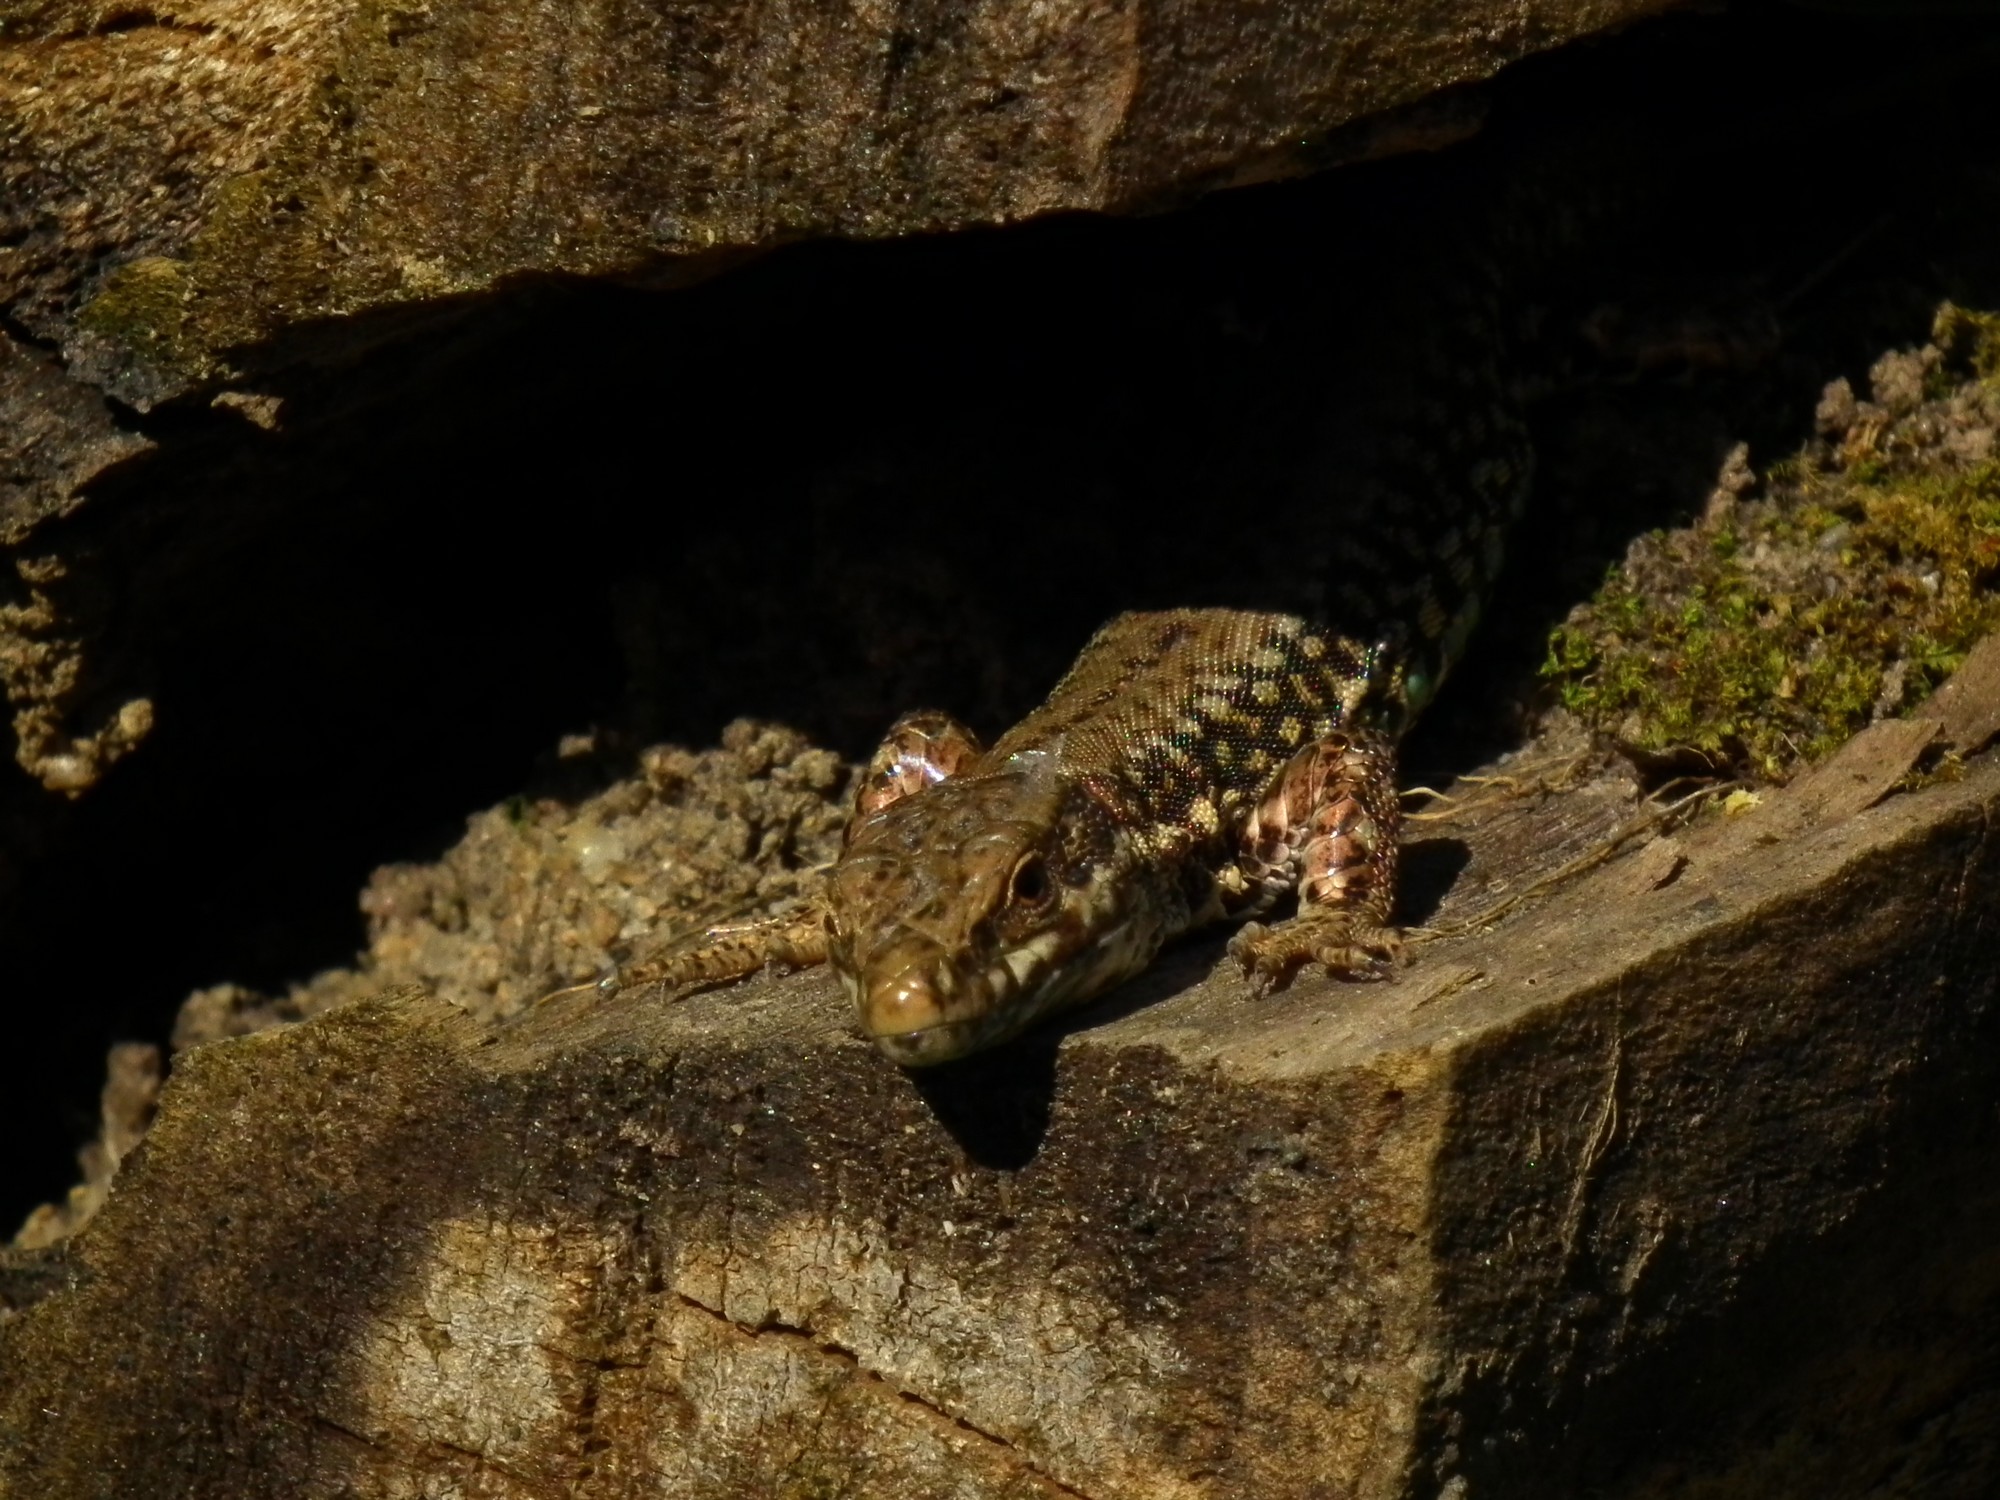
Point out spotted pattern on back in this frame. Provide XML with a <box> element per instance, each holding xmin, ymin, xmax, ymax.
<box><xmin>984</xmin><ymin>609</ymin><xmax>1397</xmax><ymax>844</ymax></box>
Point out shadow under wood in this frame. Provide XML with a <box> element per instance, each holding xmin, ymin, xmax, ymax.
<box><xmin>1445</xmin><ymin>1038</ymin><xmax>2000</xmax><ymax>1500</ymax></box>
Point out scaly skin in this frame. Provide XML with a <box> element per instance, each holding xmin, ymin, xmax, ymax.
<box><xmin>608</xmin><ymin>603</ymin><xmax>1502</xmax><ymax>1066</ymax></box>
<box><xmin>829</xmin><ymin>610</ymin><xmax>1410</xmax><ymax>1063</ymax></box>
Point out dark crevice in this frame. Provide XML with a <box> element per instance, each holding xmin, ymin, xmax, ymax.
<box><xmin>93</xmin><ymin>10</ymin><xmax>183</xmax><ymax>34</ymax></box>
<box><xmin>79</xmin><ymin>10</ymin><xmax>218</xmax><ymax>40</ymax></box>
<box><xmin>0</xmin><ymin>310</ymin><xmax>62</xmax><ymax>354</ymax></box>
<box><xmin>310</xmin><ymin>1414</ymin><xmax>389</xmax><ymax>1455</ymax></box>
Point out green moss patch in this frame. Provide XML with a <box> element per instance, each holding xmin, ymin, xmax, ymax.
<box><xmin>74</xmin><ymin>257</ymin><xmax>203</xmax><ymax>376</ymax></box>
<box><xmin>1545</xmin><ymin>303</ymin><xmax>2000</xmax><ymax>782</ymax></box>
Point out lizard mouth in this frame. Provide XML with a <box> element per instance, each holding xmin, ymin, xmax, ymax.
<box><xmin>850</xmin><ymin>947</ymin><xmax>1011</xmax><ymax>1067</ymax></box>
<box><xmin>869</xmin><ymin>1017</ymin><xmax>992</xmax><ymax>1068</ymax></box>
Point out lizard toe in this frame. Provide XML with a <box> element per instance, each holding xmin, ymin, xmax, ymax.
<box><xmin>1232</xmin><ymin>911</ymin><xmax>1403</xmax><ymax>992</ymax></box>
<box><xmin>1228</xmin><ymin>919</ymin><xmax>1317</xmax><ymax>996</ymax></box>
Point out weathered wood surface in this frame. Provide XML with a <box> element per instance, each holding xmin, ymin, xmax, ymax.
<box><xmin>1</xmin><ymin>0</ymin><xmax>1678</xmax><ymax>410</ymax></box>
<box><xmin>4</xmin><ymin>668</ymin><xmax>1998</xmax><ymax>1497</ymax></box>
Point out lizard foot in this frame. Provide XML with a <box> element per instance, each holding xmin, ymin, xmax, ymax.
<box><xmin>1227</xmin><ymin>911</ymin><xmax>1404</xmax><ymax>997</ymax></box>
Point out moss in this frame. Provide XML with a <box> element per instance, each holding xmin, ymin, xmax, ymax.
<box><xmin>74</xmin><ymin>257</ymin><xmax>192</xmax><ymax>338</ymax></box>
<box><xmin>1544</xmin><ymin>302</ymin><xmax>2000</xmax><ymax>782</ymax></box>
<box><xmin>1936</xmin><ymin>304</ymin><xmax>2000</xmax><ymax>383</ymax></box>
<box><xmin>73</xmin><ymin>257</ymin><xmax>214</xmax><ymax>385</ymax></box>
<box><xmin>72</xmin><ymin>34</ymin><xmax>419</xmax><ymax>396</ymax></box>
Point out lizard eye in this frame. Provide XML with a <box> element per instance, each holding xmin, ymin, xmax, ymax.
<box><xmin>1009</xmin><ymin>855</ymin><xmax>1052</xmax><ymax>907</ymax></box>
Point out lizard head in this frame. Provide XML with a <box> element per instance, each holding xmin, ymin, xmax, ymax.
<box><xmin>826</xmin><ymin>752</ymin><xmax>1158</xmax><ymax>1066</ymax></box>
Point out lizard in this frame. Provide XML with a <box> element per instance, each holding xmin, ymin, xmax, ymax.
<box><xmin>595</xmin><ymin>286</ymin><xmax>1536</xmax><ymax>1065</ymax></box>
<box><xmin>613</xmin><ymin>585</ymin><xmax>1517</xmax><ymax>1068</ymax></box>
<box><xmin>563</xmin><ymin>108</ymin><xmax>1781</xmax><ymax>1065</ymax></box>
<box><xmin>551</xmin><ymin>67</ymin><xmax>1834</xmax><ymax>1067</ymax></box>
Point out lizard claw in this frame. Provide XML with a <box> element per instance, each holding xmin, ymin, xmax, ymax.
<box><xmin>535</xmin><ymin>973</ymin><xmax>615</xmax><ymax>1008</ymax></box>
<box><xmin>1228</xmin><ymin>921</ymin><xmax>1283</xmax><ymax>998</ymax></box>
<box><xmin>1228</xmin><ymin>912</ymin><xmax>1403</xmax><ymax>996</ymax></box>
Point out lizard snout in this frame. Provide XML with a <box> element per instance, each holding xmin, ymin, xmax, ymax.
<box><xmin>847</xmin><ymin>933</ymin><xmax>1001</xmax><ymax>1067</ymax></box>
<box><xmin>864</xmin><ymin>967</ymin><xmax>948</xmax><ymax>1039</ymax></box>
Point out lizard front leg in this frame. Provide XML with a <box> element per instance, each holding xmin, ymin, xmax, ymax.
<box><xmin>595</xmin><ymin>908</ymin><xmax>835</xmax><ymax>997</ymax></box>
<box><xmin>582</xmin><ymin>710</ymin><xmax>985</xmax><ymax>1001</ymax></box>
<box><xmin>1226</xmin><ymin>727</ymin><xmax>1404</xmax><ymax>995</ymax></box>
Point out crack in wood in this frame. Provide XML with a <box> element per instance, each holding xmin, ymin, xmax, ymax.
<box><xmin>669</xmin><ymin>1291</ymin><xmax>1104</xmax><ymax>1500</ymax></box>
